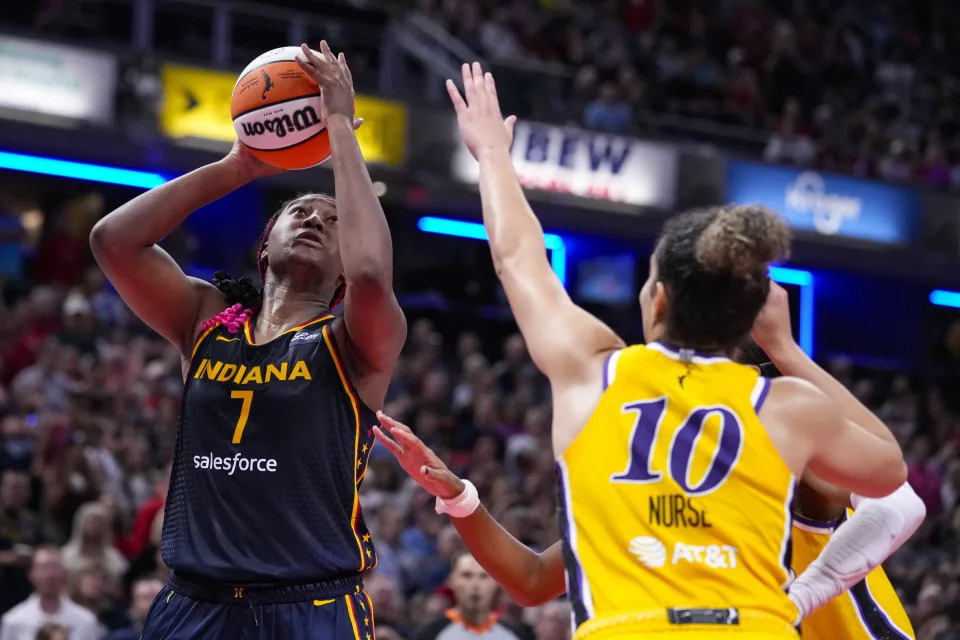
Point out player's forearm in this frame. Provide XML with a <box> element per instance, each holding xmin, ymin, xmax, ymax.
<box><xmin>327</xmin><ymin>115</ymin><xmax>394</xmax><ymax>286</ymax></box>
<box><xmin>476</xmin><ymin>146</ymin><xmax>549</xmax><ymax>273</ymax></box>
<box><xmin>768</xmin><ymin>342</ymin><xmax>897</xmax><ymax>444</ymax></box>
<box><xmin>91</xmin><ymin>159</ymin><xmax>251</xmax><ymax>251</ymax></box>
<box><xmin>789</xmin><ymin>482</ymin><xmax>925</xmax><ymax>618</ymax></box>
<box><xmin>450</xmin><ymin>505</ymin><xmax>564</xmax><ymax>606</ymax></box>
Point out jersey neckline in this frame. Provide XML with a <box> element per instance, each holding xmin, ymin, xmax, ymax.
<box><xmin>243</xmin><ymin>313</ymin><xmax>334</xmax><ymax>347</ymax></box>
<box><xmin>646</xmin><ymin>340</ymin><xmax>733</xmax><ymax>364</ymax></box>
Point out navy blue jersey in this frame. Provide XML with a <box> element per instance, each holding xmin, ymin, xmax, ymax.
<box><xmin>162</xmin><ymin>313</ymin><xmax>378</xmax><ymax>583</ymax></box>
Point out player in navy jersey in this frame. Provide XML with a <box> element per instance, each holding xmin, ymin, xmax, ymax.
<box><xmin>90</xmin><ymin>42</ymin><xmax>406</xmax><ymax>639</ymax></box>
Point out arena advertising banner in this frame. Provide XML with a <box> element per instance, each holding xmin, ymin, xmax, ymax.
<box><xmin>0</xmin><ymin>36</ymin><xmax>116</xmax><ymax>123</ymax></box>
<box><xmin>726</xmin><ymin>159</ymin><xmax>918</xmax><ymax>245</ymax></box>
<box><xmin>159</xmin><ymin>65</ymin><xmax>406</xmax><ymax>167</ymax></box>
<box><xmin>451</xmin><ymin>120</ymin><xmax>678</xmax><ymax>209</ymax></box>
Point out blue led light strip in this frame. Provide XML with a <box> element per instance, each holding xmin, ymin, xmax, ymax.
<box><xmin>769</xmin><ymin>266</ymin><xmax>815</xmax><ymax>357</ymax></box>
<box><xmin>930</xmin><ymin>289</ymin><xmax>960</xmax><ymax>309</ymax></box>
<box><xmin>417</xmin><ymin>216</ymin><xmax>567</xmax><ymax>286</ymax></box>
<box><xmin>417</xmin><ymin>218</ymin><xmax>815</xmax><ymax>356</ymax></box>
<box><xmin>0</xmin><ymin>150</ymin><xmax>166</xmax><ymax>189</ymax></box>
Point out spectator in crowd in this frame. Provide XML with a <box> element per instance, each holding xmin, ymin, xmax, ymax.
<box><xmin>60</xmin><ymin>504</ymin><xmax>127</xmax><ymax>592</ymax></box>
<box><xmin>0</xmin><ymin>547</ymin><xmax>100</xmax><ymax>640</ymax></box>
<box><xmin>414</xmin><ymin>553</ymin><xmax>533</xmax><ymax>640</ymax></box>
<box><xmin>364</xmin><ymin>572</ymin><xmax>413</xmax><ymax>640</ymax></box>
<box><xmin>584</xmin><ymin>83</ymin><xmax>632</xmax><ymax>134</ymax></box>
<box><xmin>529</xmin><ymin>600</ymin><xmax>571</xmax><ymax>640</ymax></box>
<box><xmin>67</xmin><ymin>563</ymin><xmax>110</xmax><ymax>634</ymax></box>
<box><xmin>0</xmin><ymin>471</ymin><xmax>40</xmax><ymax>615</ymax></box>
<box><xmin>104</xmin><ymin>578</ymin><xmax>163</xmax><ymax>640</ymax></box>
<box><xmin>763</xmin><ymin>97</ymin><xmax>816</xmax><ymax>166</ymax></box>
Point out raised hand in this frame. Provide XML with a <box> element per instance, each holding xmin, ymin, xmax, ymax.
<box><xmin>223</xmin><ymin>139</ymin><xmax>286</xmax><ymax>180</ymax></box>
<box><xmin>373</xmin><ymin>411</ymin><xmax>466</xmax><ymax>500</ymax></box>
<box><xmin>446</xmin><ymin>62</ymin><xmax>517</xmax><ymax>161</ymax></box>
<box><xmin>295</xmin><ymin>41</ymin><xmax>356</xmax><ymax>124</ymax></box>
<box><xmin>751</xmin><ymin>280</ymin><xmax>795</xmax><ymax>355</ymax></box>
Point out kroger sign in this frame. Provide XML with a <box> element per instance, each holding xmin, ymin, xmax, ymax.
<box><xmin>726</xmin><ymin>160</ymin><xmax>918</xmax><ymax>245</ymax></box>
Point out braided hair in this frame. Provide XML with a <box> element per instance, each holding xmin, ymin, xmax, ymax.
<box><xmin>202</xmin><ymin>195</ymin><xmax>347</xmax><ymax>335</ymax></box>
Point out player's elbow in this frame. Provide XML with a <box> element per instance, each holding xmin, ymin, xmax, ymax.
<box><xmin>89</xmin><ymin>219</ymin><xmax>112</xmax><ymax>255</ymax></box>
<box><xmin>863</xmin><ymin>454</ymin><xmax>908</xmax><ymax>499</ymax></box>
<box><xmin>885</xmin><ymin>454</ymin><xmax>909</xmax><ymax>493</ymax></box>
<box><xmin>89</xmin><ymin>219</ymin><xmax>127</xmax><ymax>266</ymax></box>
<box><xmin>508</xmin><ymin>583</ymin><xmax>553</xmax><ymax>608</ymax></box>
<box><xmin>344</xmin><ymin>261</ymin><xmax>392</xmax><ymax>289</ymax></box>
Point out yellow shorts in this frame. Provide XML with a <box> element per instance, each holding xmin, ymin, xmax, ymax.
<box><xmin>574</xmin><ymin>610</ymin><xmax>799</xmax><ymax>640</ymax></box>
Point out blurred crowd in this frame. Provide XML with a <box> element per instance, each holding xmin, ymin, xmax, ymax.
<box><xmin>10</xmin><ymin>0</ymin><xmax>960</xmax><ymax>191</ymax></box>
<box><xmin>414</xmin><ymin>0</ymin><xmax>960</xmax><ymax>190</ymax></box>
<box><xmin>0</xmin><ymin>224</ymin><xmax>958</xmax><ymax>639</ymax></box>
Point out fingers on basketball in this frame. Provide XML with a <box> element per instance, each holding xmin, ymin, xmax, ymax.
<box><xmin>337</xmin><ymin>52</ymin><xmax>353</xmax><ymax>84</ymax></box>
<box><xmin>298</xmin><ymin>44</ymin><xmax>319</xmax><ymax>67</ymax></box>
<box><xmin>319</xmin><ymin>40</ymin><xmax>334</xmax><ymax>60</ymax></box>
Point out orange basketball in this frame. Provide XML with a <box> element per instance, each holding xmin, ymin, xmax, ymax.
<box><xmin>231</xmin><ymin>47</ymin><xmax>329</xmax><ymax>170</ymax></box>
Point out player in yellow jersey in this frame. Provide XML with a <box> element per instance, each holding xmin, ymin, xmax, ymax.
<box><xmin>375</xmin><ymin>62</ymin><xmax>908</xmax><ymax>640</ymax></box>
<box><xmin>375</xmin><ymin>351</ymin><xmax>925</xmax><ymax>639</ymax></box>
<box><xmin>748</xmin><ymin>352</ymin><xmax>923</xmax><ymax>640</ymax></box>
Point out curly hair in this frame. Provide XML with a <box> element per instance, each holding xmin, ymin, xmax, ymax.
<box><xmin>201</xmin><ymin>195</ymin><xmax>347</xmax><ymax>335</ymax></box>
<box><xmin>654</xmin><ymin>204</ymin><xmax>790</xmax><ymax>350</ymax></box>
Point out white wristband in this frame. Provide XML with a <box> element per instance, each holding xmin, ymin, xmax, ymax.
<box><xmin>435</xmin><ymin>479</ymin><xmax>480</xmax><ymax>518</ymax></box>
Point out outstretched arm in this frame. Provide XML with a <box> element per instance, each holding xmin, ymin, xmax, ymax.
<box><xmin>374</xmin><ymin>413</ymin><xmax>567</xmax><ymax>605</ymax></box>
<box><xmin>297</xmin><ymin>43</ymin><xmax>406</xmax><ymax>391</ymax></box>
<box><xmin>448</xmin><ymin>63</ymin><xmax>623</xmax><ymax>385</ymax></box>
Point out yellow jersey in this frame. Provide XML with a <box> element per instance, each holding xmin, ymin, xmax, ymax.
<box><xmin>558</xmin><ymin>342</ymin><xmax>799</xmax><ymax>639</ymax></box>
<box><xmin>792</xmin><ymin>512</ymin><xmax>915</xmax><ymax>640</ymax></box>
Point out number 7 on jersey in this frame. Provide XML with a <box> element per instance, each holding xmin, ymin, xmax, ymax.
<box><xmin>230</xmin><ymin>390</ymin><xmax>253</xmax><ymax>444</ymax></box>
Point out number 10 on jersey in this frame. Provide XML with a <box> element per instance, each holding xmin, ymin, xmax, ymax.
<box><xmin>611</xmin><ymin>397</ymin><xmax>744</xmax><ymax>496</ymax></box>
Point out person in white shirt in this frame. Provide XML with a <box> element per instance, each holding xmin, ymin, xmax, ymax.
<box><xmin>0</xmin><ymin>547</ymin><xmax>102</xmax><ymax>640</ymax></box>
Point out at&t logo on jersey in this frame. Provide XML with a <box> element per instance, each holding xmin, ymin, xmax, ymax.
<box><xmin>629</xmin><ymin>536</ymin><xmax>739</xmax><ymax>569</ymax></box>
<box><xmin>628</xmin><ymin>536</ymin><xmax>668</xmax><ymax>568</ymax></box>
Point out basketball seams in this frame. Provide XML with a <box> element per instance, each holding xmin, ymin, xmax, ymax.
<box><xmin>231</xmin><ymin>92</ymin><xmax>323</xmax><ymax>120</ymax></box>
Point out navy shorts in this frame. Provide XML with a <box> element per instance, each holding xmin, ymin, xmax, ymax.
<box><xmin>142</xmin><ymin>572</ymin><xmax>376</xmax><ymax>640</ymax></box>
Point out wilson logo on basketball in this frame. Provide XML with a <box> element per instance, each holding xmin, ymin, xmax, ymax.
<box><xmin>240</xmin><ymin>106</ymin><xmax>322</xmax><ymax>139</ymax></box>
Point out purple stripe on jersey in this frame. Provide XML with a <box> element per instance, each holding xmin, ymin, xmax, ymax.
<box><xmin>555</xmin><ymin>463</ymin><xmax>590</xmax><ymax>627</ymax></box>
<box><xmin>754</xmin><ymin>378</ymin><xmax>771</xmax><ymax>412</ymax></box>
<box><xmin>602</xmin><ymin>351</ymin><xmax>616</xmax><ymax>390</ymax></box>
<box><xmin>792</xmin><ymin>512</ymin><xmax>840</xmax><ymax>530</ymax></box>
<box><xmin>849</xmin><ymin>580</ymin><xmax>912</xmax><ymax>640</ymax></box>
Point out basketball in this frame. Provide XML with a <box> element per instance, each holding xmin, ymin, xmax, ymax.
<box><xmin>231</xmin><ymin>46</ymin><xmax>329</xmax><ymax>170</ymax></box>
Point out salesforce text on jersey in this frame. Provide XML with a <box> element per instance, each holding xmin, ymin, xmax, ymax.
<box><xmin>194</xmin><ymin>452</ymin><xmax>278</xmax><ymax>474</ymax></box>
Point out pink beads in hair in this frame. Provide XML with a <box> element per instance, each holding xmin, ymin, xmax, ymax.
<box><xmin>202</xmin><ymin>303</ymin><xmax>253</xmax><ymax>335</ymax></box>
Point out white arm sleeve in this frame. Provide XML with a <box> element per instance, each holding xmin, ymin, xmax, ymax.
<box><xmin>788</xmin><ymin>482</ymin><xmax>925</xmax><ymax>619</ymax></box>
